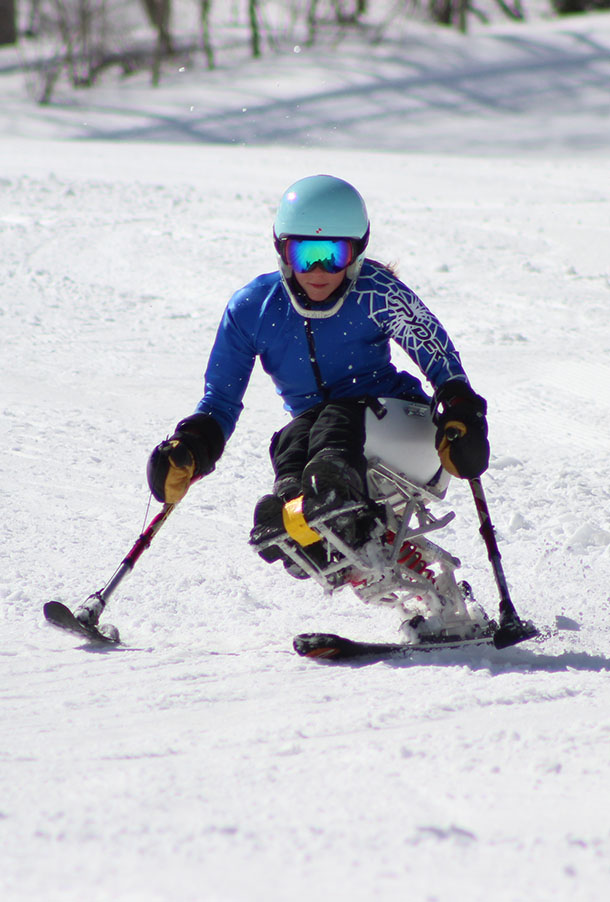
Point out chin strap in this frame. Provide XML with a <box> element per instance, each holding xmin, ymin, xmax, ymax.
<box><xmin>289</xmin><ymin>291</ymin><xmax>347</xmax><ymax>319</ymax></box>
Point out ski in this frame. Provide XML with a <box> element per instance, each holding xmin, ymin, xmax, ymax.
<box><xmin>43</xmin><ymin>601</ymin><xmax>120</xmax><ymax>644</ymax></box>
<box><xmin>293</xmin><ymin>631</ymin><xmax>497</xmax><ymax>662</ymax></box>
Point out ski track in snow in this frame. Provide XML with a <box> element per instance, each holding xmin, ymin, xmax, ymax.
<box><xmin>2</xmin><ymin>11</ymin><xmax>610</xmax><ymax>902</ymax></box>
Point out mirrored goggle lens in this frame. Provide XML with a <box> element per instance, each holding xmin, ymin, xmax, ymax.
<box><xmin>284</xmin><ymin>238</ymin><xmax>354</xmax><ymax>274</ymax></box>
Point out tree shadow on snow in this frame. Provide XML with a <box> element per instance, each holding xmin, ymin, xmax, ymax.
<box><xmin>24</xmin><ymin>27</ymin><xmax>610</xmax><ymax>154</ymax></box>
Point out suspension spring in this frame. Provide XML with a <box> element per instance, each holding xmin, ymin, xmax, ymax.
<box><xmin>387</xmin><ymin>532</ymin><xmax>435</xmax><ymax>581</ymax></box>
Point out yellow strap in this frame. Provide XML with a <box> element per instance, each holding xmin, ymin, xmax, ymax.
<box><xmin>282</xmin><ymin>496</ymin><xmax>322</xmax><ymax>547</ymax></box>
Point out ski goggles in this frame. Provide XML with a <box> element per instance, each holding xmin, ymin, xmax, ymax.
<box><xmin>281</xmin><ymin>237</ymin><xmax>355</xmax><ymax>274</ymax></box>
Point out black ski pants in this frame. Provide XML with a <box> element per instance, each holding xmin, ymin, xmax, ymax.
<box><xmin>269</xmin><ymin>398</ymin><xmax>369</xmax><ymax>485</ymax></box>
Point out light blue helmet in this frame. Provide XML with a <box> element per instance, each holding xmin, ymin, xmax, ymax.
<box><xmin>273</xmin><ymin>174</ymin><xmax>369</xmax><ymax>242</ymax></box>
<box><xmin>273</xmin><ymin>175</ymin><xmax>370</xmax><ymax>319</ymax></box>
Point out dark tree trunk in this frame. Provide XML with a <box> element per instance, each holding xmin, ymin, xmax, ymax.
<box><xmin>0</xmin><ymin>0</ymin><xmax>17</xmax><ymax>46</ymax></box>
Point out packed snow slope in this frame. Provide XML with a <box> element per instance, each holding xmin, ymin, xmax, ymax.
<box><xmin>1</xmin><ymin>12</ymin><xmax>610</xmax><ymax>902</ymax></box>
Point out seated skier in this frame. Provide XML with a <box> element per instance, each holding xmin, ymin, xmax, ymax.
<box><xmin>146</xmin><ymin>174</ymin><xmax>489</xmax><ymax>574</ymax></box>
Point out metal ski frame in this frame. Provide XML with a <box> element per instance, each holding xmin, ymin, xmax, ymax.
<box><xmin>81</xmin><ymin>502</ymin><xmax>175</xmax><ymax>621</ymax></box>
<box><xmin>253</xmin><ymin>464</ymin><xmax>537</xmax><ymax>649</ymax></box>
<box><xmin>252</xmin><ymin>461</ymin><xmax>491</xmax><ymax>639</ymax></box>
<box><xmin>355</xmin><ymin>460</ymin><xmax>465</xmax><ymax>611</ymax></box>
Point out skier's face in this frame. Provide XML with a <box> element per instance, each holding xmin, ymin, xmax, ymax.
<box><xmin>293</xmin><ymin>264</ymin><xmax>346</xmax><ymax>302</ymax></box>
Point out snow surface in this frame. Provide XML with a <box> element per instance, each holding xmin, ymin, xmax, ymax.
<box><xmin>2</xmin><ymin>11</ymin><xmax>610</xmax><ymax>902</ymax></box>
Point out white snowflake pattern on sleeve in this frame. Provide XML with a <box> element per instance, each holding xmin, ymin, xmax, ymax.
<box><xmin>360</xmin><ymin>263</ymin><xmax>466</xmax><ymax>388</ymax></box>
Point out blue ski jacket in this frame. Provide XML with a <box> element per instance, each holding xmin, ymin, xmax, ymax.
<box><xmin>196</xmin><ymin>260</ymin><xmax>467</xmax><ymax>440</ymax></box>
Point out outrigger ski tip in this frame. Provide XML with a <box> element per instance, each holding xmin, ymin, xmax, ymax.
<box><xmin>493</xmin><ymin>615</ymin><xmax>539</xmax><ymax>649</ymax></box>
<box><xmin>43</xmin><ymin>601</ymin><xmax>120</xmax><ymax>644</ymax></box>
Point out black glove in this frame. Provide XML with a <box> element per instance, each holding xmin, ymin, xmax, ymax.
<box><xmin>432</xmin><ymin>380</ymin><xmax>489</xmax><ymax>479</ymax></box>
<box><xmin>147</xmin><ymin>413</ymin><xmax>225</xmax><ymax>503</ymax></box>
